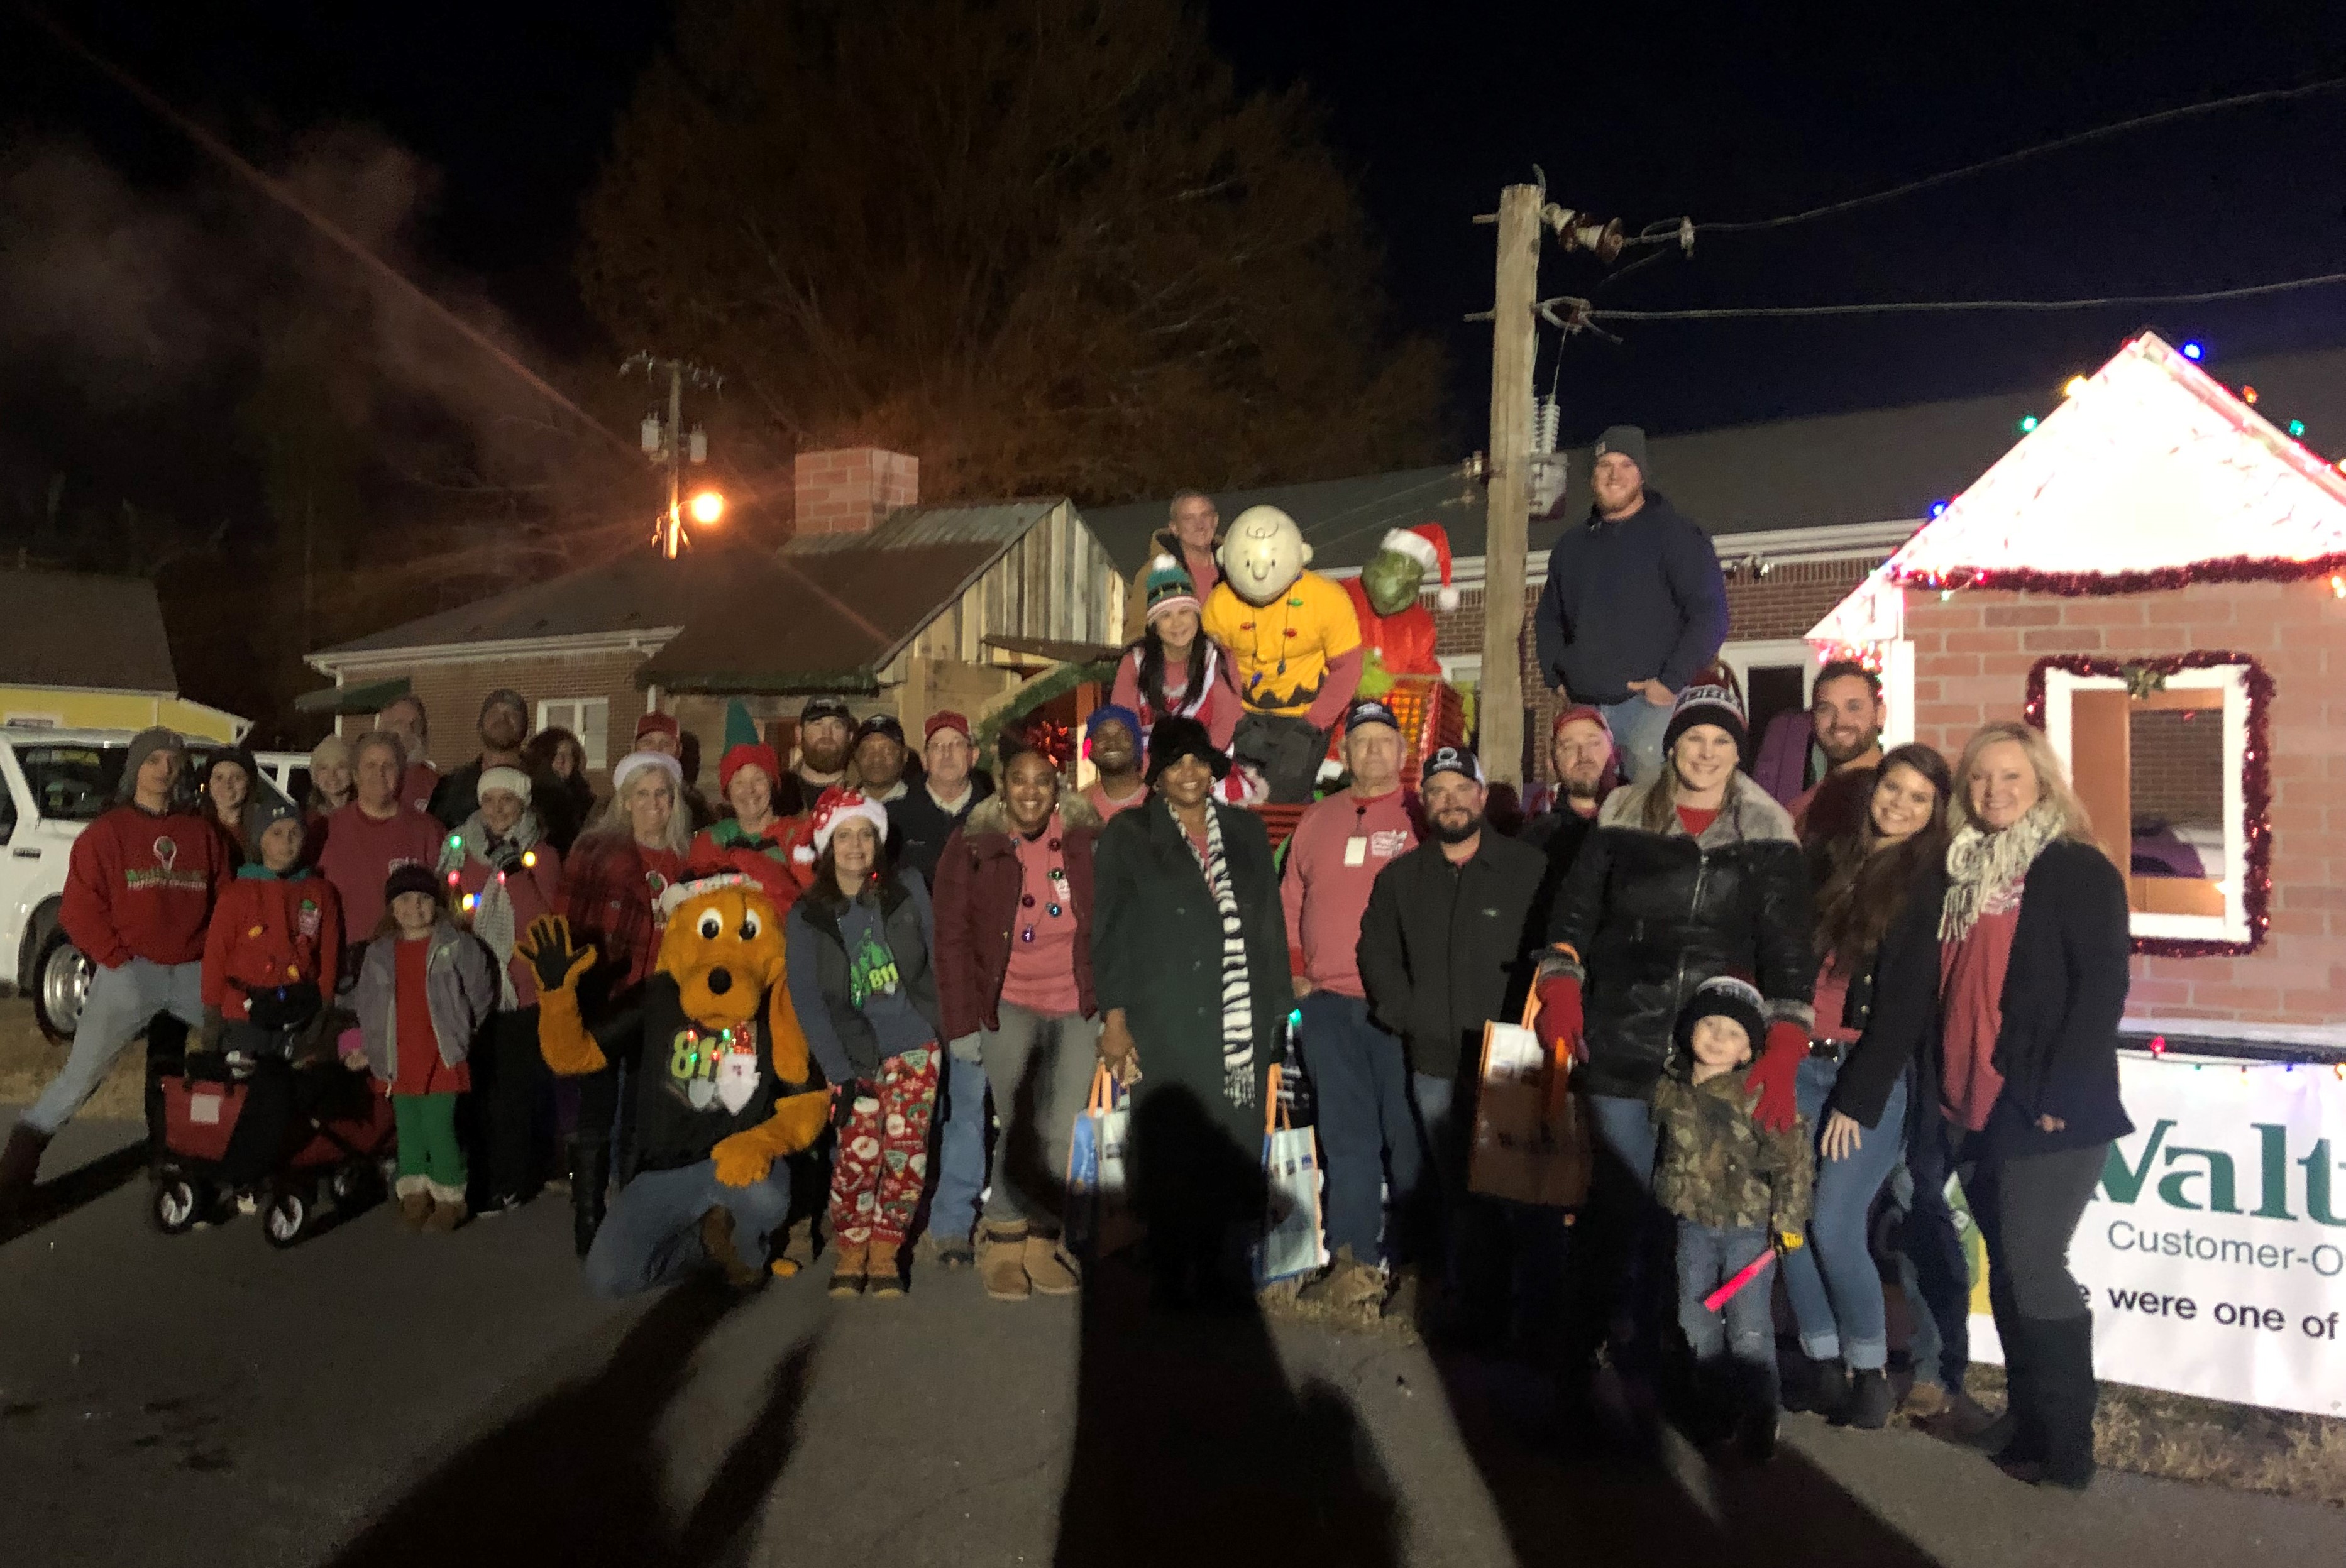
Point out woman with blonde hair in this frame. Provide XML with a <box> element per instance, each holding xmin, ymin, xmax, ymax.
<box><xmin>1889</xmin><ymin>720</ymin><xmax>2129</xmax><ymax>1490</ymax></box>
<box><xmin>557</xmin><ymin>750</ymin><xmax>693</xmax><ymax>1255</ymax></box>
<box><xmin>307</xmin><ymin>734</ymin><xmax>355</xmax><ymax>820</ymax></box>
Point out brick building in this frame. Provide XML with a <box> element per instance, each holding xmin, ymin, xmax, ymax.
<box><xmin>301</xmin><ymin>449</ymin><xmax>1121</xmax><ymax>791</ymax></box>
<box><xmin>1810</xmin><ymin>332</ymin><xmax>2344</xmax><ymax>1044</ymax></box>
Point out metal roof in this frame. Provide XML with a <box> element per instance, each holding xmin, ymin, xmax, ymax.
<box><xmin>1088</xmin><ymin>341</ymin><xmax>2346</xmax><ymax>573</ymax></box>
<box><xmin>783</xmin><ymin>500</ymin><xmax>1062</xmax><ymax>554</ymax></box>
<box><xmin>0</xmin><ymin>568</ymin><xmax>179</xmax><ymax>692</ymax></box>
<box><xmin>312</xmin><ymin>543</ymin><xmax>751</xmax><ymax>657</ymax></box>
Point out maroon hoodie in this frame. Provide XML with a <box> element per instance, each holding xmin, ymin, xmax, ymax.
<box><xmin>61</xmin><ymin>803</ymin><xmax>231</xmax><ymax>968</ymax></box>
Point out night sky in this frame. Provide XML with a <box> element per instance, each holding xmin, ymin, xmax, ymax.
<box><xmin>7</xmin><ymin>0</ymin><xmax>2346</xmax><ymax>479</ymax></box>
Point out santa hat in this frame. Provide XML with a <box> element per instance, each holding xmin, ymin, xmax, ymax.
<box><xmin>655</xmin><ymin>872</ymin><xmax>752</xmax><ymax>920</ymax></box>
<box><xmin>807</xmin><ymin>786</ymin><xmax>889</xmax><ymax>858</ymax></box>
<box><xmin>1380</xmin><ymin>523</ymin><xmax>1458</xmax><ymax>612</ymax></box>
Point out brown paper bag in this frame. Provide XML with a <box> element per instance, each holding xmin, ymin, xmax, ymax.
<box><xmin>1467</xmin><ymin>994</ymin><xmax>1592</xmax><ymax>1209</ymax></box>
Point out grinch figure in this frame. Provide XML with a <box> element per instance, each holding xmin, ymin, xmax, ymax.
<box><xmin>1199</xmin><ymin>504</ymin><xmax>1363</xmax><ymax>802</ymax></box>
<box><xmin>1342</xmin><ymin>522</ymin><xmax>1458</xmax><ymax>683</ymax></box>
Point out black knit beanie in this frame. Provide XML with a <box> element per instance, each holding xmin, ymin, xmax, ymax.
<box><xmin>1676</xmin><ymin>975</ymin><xmax>1768</xmax><ymax>1065</ymax></box>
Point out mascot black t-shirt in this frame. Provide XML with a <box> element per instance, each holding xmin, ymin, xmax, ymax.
<box><xmin>627</xmin><ymin>973</ymin><xmax>805</xmax><ymax>1173</ymax></box>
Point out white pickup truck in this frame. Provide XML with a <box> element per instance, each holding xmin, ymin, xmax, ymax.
<box><xmin>1</xmin><ymin>729</ymin><xmax>309</xmax><ymax>1041</ymax></box>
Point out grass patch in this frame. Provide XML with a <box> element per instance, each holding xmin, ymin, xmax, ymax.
<box><xmin>0</xmin><ymin>999</ymin><xmax>145</xmax><ymax>1120</ymax></box>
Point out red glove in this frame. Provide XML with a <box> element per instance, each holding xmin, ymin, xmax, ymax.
<box><xmin>1748</xmin><ymin>1020</ymin><xmax>1810</xmax><ymax>1133</ymax></box>
<box><xmin>1535</xmin><ymin>973</ymin><xmax>1585</xmax><ymax>1064</ymax></box>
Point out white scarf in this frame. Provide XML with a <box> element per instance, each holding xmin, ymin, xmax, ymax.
<box><xmin>1940</xmin><ymin>801</ymin><xmax>2064</xmax><ymax>942</ymax></box>
<box><xmin>1181</xmin><ymin>805</ymin><xmax>1257</xmax><ymax>1109</ymax></box>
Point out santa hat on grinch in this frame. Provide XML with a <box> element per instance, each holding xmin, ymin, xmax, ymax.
<box><xmin>800</xmin><ymin>786</ymin><xmax>891</xmax><ymax>864</ymax></box>
<box><xmin>1380</xmin><ymin>522</ymin><xmax>1458</xmax><ymax>612</ymax></box>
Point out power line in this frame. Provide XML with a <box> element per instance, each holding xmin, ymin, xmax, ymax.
<box><xmin>1636</xmin><ymin>76</ymin><xmax>2346</xmax><ymax>241</ymax></box>
<box><xmin>1570</xmin><ymin>269</ymin><xmax>2346</xmax><ymax>322</ymax></box>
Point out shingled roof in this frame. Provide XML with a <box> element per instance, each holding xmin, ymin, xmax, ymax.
<box><xmin>1086</xmin><ymin>341</ymin><xmax>2346</xmax><ymax>574</ymax></box>
<box><xmin>0</xmin><ymin>568</ymin><xmax>179</xmax><ymax>691</ymax></box>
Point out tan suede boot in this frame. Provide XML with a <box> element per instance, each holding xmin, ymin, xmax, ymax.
<box><xmin>395</xmin><ymin>1178</ymin><xmax>432</xmax><ymax>1231</ymax></box>
<box><xmin>828</xmin><ymin>1238</ymin><xmax>871</xmax><ymax>1298</ymax></box>
<box><xmin>867</xmin><ymin>1241</ymin><xmax>906</xmax><ymax>1298</ymax></box>
<box><xmin>1023</xmin><ymin>1231</ymin><xmax>1081</xmax><ymax>1296</ymax></box>
<box><xmin>979</xmin><ymin>1223</ymin><xmax>1030</xmax><ymax>1301</ymax></box>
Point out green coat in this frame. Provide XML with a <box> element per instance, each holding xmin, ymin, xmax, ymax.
<box><xmin>1650</xmin><ymin>1064</ymin><xmax>1814</xmax><ymax>1237</ymax></box>
<box><xmin>1090</xmin><ymin>796</ymin><xmax>1286</xmax><ymax>1151</ymax></box>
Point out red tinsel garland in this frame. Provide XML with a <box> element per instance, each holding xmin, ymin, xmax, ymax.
<box><xmin>2023</xmin><ymin>651</ymin><xmax>2274</xmax><ymax>958</ymax></box>
<box><xmin>1893</xmin><ymin>551</ymin><xmax>2346</xmax><ymax>598</ymax></box>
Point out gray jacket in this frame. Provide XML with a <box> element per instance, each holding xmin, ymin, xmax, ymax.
<box><xmin>355</xmin><ymin>919</ymin><xmax>498</xmax><ymax>1080</ymax></box>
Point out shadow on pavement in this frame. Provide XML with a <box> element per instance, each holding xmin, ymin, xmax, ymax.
<box><xmin>0</xmin><ymin>1141</ymin><xmax>148</xmax><ymax>1244</ymax></box>
<box><xmin>1047</xmin><ymin>1083</ymin><xmax>1402</xmax><ymax>1568</ymax></box>
<box><xmin>320</xmin><ymin>1281</ymin><xmax>817</xmax><ymax>1568</ymax></box>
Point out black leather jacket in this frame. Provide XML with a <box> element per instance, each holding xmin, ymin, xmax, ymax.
<box><xmin>1546</xmin><ymin>773</ymin><xmax>1817</xmax><ymax>1100</ymax></box>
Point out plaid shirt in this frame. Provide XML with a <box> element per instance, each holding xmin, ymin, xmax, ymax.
<box><xmin>562</xmin><ymin>834</ymin><xmax>685</xmax><ymax>1002</ymax></box>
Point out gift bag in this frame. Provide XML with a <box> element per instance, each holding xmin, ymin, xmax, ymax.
<box><xmin>1468</xmin><ymin>994</ymin><xmax>1592</xmax><ymax>1208</ymax></box>
<box><xmin>1254</xmin><ymin>1064</ymin><xmax>1328</xmax><ymax>1285</ymax></box>
<box><xmin>1067</xmin><ymin>1063</ymin><xmax>1140</xmax><ymax>1257</ymax></box>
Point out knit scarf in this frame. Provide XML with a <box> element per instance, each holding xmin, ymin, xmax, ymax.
<box><xmin>1939</xmin><ymin>801</ymin><xmax>2063</xmax><ymax>942</ymax></box>
<box><xmin>439</xmin><ymin>811</ymin><xmax>542</xmax><ymax>1008</ymax></box>
<box><xmin>1182</xmin><ymin>804</ymin><xmax>1257</xmax><ymax>1109</ymax></box>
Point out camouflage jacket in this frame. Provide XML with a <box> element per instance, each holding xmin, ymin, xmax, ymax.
<box><xmin>1650</xmin><ymin>1064</ymin><xmax>1814</xmax><ymax>1236</ymax></box>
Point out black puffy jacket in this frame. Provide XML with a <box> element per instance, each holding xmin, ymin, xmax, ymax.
<box><xmin>1546</xmin><ymin>772</ymin><xmax>1817</xmax><ymax>1100</ymax></box>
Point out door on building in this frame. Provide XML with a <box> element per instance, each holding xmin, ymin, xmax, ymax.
<box><xmin>1717</xmin><ymin>639</ymin><xmax>1818</xmax><ymax>783</ymax></box>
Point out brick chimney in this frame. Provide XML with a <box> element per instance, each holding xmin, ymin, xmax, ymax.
<box><xmin>792</xmin><ymin>447</ymin><xmax>918</xmax><ymax>537</ymax></box>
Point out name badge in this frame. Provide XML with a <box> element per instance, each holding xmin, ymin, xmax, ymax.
<box><xmin>1343</xmin><ymin>836</ymin><xmax>1368</xmax><ymax>867</ymax></box>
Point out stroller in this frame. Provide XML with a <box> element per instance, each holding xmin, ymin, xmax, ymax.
<box><xmin>151</xmin><ymin>1041</ymin><xmax>397</xmax><ymax>1248</ymax></box>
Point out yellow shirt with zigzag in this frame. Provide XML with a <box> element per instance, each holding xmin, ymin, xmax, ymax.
<box><xmin>1200</xmin><ymin>573</ymin><xmax>1362</xmax><ymax>719</ymax></box>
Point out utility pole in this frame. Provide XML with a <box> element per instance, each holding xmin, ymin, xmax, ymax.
<box><xmin>1477</xmin><ymin>182</ymin><xmax>1542</xmax><ymax>789</ymax></box>
<box><xmin>625</xmin><ymin>353</ymin><xmax>724</xmax><ymax>559</ymax></box>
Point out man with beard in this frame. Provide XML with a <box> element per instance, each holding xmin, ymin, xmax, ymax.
<box><xmin>1080</xmin><ymin>707</ymin><xmax>1148</xmax><ymax>820</ymax></box>
<box><xmin>791</xmin><ymin>696</ymin><xmax>856</xmax><ymax>807</ymax></box>
<box><xmin>1788</xmin><ymin>661</ymin><xmax>1887</xmax><ymax>849</ymax></box>
<box><xmin>1521</xmin><ymin>706</ymin><xmax>1617</xmax><ymax>934</ymax></box>
<box><xmin>430</xmin><ymin>688</ymin><xmax>554</xmax><ymax>830</ymax></box>
<box><xmin>1355</xmin><ymin>747</ymin><xmax>1546</xmax><ymax>1327</ymax></box>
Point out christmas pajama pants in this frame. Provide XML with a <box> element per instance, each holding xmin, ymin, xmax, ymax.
<box><xmin>826</xmin><ymin>1046</ymin><xmax>939</xmax><ymax>1249</ymax></box>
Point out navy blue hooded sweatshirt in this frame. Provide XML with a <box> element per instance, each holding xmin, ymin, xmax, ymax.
<box><xmin>1533</xmin><ymin>488</ymin><xmax>1729</xmax><ymax>705</ymax></box>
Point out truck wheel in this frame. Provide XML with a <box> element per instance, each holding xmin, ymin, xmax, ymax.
<box><xmin>30</xmin><ymin>924</ymin><xmax>91</xmax><ymax>1044</ymax></box>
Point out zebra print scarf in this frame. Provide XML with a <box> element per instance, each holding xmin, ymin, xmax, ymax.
<box><xmin>1182</xmin><ymin>804</ymin><xmax>1257</xmax><ymax>1109</ymax></box>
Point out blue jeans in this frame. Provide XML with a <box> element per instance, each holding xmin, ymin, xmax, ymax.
<box><xmin>583</xmin><ymin>1157</ymin><xmax>795</xmax><ymax>1299</ymax></box>
<box><xmin>24</xmin><ymin>958</ymin><xmax>204</xmax><ymax>1136</ymax></box>
<box><xmin>1298</xmin><ymin>993</ymin><xmax>1426</xmax><ymax>1263</ymax></box>
<box><xmin>1599</xmin><ymin>694</ymin><xmax>1673</xmax><ymax>785</ymax></box>
<box><xmin>1780</xmin><ymin>1056</ymin><xmax>1908</xmax><ymax>1371</ymax></box>
<box><xmin>1561</xmin><ymin>1091</ymin><xmax>1666</xmax><ymax>1373</ymax></box>
<box><xmin>1677</xmin><ymin>1221</ymin><xmax>1778</xmax><ymax>1400</ymax></box>
<box><xmin>931</xmin><ymin>1048</ymin><xmax>989</xmax><ymax>1244</ymax></box>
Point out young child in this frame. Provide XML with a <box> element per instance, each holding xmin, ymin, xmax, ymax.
<box><xmin>199</xmin><ymin>798</ymin><xmax>347</xmax><ymax>1204</ymax></box>
<box><xmin>1650</xmin><ymin>975</ymin><xmax>1814</xmax><ymax>1459</ymax></box>
<box><xmin>353</xmin><ymin>864</ymin><xmax>497</xmax><ymax>1231</ymax></box>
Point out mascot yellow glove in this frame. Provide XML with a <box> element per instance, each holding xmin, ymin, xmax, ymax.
<box><xmin>517</xmin><ymin>914</ymin><xmax>603</xmax><ymax>1075</ymax></box>
<box><xmin>710</xmin><ymin>1090</ymin><xmax>830</xmax><ymax>1187</ymax></box>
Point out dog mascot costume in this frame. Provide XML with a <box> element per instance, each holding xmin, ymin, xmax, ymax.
<box><xmin>520</xmin><ymin>875</ymin><xmax>829</xmax><ymax>1297</ymax></box>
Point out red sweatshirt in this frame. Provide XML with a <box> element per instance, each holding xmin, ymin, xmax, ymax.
<box><xmin>317</xmin><ymin>801</ymin><xmax>444</xmax><ymax>951</ymax></box>
<box><xmin>1280</xmin><ymin>787</ymin><xmax>1418</xmax><ymax>999</ymax></box>
<box><xmin>202</xmin><ymin>869</ymin><xmax>344</xmax><ymax>1019</ymax></box>
<box><xmin>61</xmin><ymin>804</ymin><xmax>231</xmax><ymax>969</ymax></box>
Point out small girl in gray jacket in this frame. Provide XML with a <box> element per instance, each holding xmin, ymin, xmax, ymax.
<box><xmin>353</xmin><ymin>865</ymin><xmax>498</xmax><ymax>1230</ymax></box>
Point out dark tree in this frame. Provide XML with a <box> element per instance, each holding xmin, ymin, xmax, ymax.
<box><xmin>579</xmin><ymin>0</ymin><xmax>1445</xmax><ymax>505</ymax></box>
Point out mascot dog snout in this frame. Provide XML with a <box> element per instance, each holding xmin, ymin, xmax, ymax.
<box><xmin>706</xmin><ymin>967</ymin><xmax>734</xmax><ymax>995</ymax></box>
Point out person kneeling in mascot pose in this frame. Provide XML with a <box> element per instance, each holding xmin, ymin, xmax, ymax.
<box><xmin>518</xmin><ymin>875</ymin><xmax>829</xmax><ymax>1297</ymax></box>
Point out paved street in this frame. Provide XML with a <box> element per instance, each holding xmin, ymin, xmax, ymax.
<box><xmin>4</xmin><ymin>1109</ymin><xmax>2342</xmax><ymax>1568</ymax></box>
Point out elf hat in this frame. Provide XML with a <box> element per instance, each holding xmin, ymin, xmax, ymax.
<box><xmin>1143</xmin><ymin>556</ymin><xmax>1200</xmax><ymax>622</ymax></box>
<box><xmin>1663</xmin><ymin>677</ymin><xmax>1748</xmax><ymax>759</ymax></box>
<box><xmin>718</xmin><ymin>743</ymin><xmax>781</xmax><ymax>796</ymax></box>
<box><xmin>1378</xmin><ymin>522</ymin><xmax>1460</xmax><ymax>612</ymax></box>
<box><xmin>809</xmin><ymin>786</ymin><xmax>890</xmax><ymax>857</ymax></box>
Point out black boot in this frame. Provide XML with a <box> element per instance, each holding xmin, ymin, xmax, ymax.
<box><xmin>0</xmin><ymin>1123</ymin><xmax>52</xmax><ymax>1223</ymax></box>
<box><xmin>1982</xmin><ymin>1319</ymin><xmax>2049</xmax><ymax>1471</ymax></box>
<box><xmin>2031</xmin><ymin>1313</ymin><xmax>2098</xmax><ymax>1491</ymax></box>
<box><xmin>1782</xmin><ymin>1353</ymin><xmax>1849</xmax><ymax>1417</ymax></box>
<box><xmin>568</xmin><ymin>1136</ymin><xmax>610</xmax><ymax>1260</ymax></box>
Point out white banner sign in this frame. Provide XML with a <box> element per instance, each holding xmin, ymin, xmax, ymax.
<box><xmin>1963</xmin><ymin>1053</ymin><xmax>2346</xmax><ymax>1417</ymax></box>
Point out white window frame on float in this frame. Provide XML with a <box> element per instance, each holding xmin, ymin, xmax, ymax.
<box><xmin>2039</xmin><ymin>661</ymin><xmax>2251</xmax><ymax>946</ymax></box>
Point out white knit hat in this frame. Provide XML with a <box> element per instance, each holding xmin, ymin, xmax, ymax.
<box><xmin>476</xmin><ymin>765</ymin><xmax>533</xmax><ymax>804</ymax></box>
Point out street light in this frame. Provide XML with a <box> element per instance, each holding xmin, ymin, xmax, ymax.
<box><xmin>688</xmin><ymin>489</ymin><xmax>725</xmax><ymax>526</ymax></box>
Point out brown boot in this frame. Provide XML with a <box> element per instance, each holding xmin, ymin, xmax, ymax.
<box><xmin>828</xmin><ymin>1238</ymin><xmax>871</xmax><ymax>1298</ymax></box>
<box><xmin>1023</xmin><ymin>1231</ymin><xmax>1081</xmax><ymax>1296</ymax></box>
<box><xmin>867</xmin><ymin>1241</ymin><xmax>906</xmax><ymax>1298</ymax></box>
<box><xmin>395</xmin><ymin>1180</ymin><xmax>432</xmax><ymax>1231</ymax></box>
<box><xmin>700</xmin><ymin>1206</ymin><xmax>761</xmax><ymax>1288</ymax></box>
<box><xmin>424</xmin><ymin>1187</ymin><xmax>467</xmax><ymax>1232</ymax></box>
<box><xmin>1296</xmin><ymin>1246</ymin><xmax>1387</xmax><ymax>1310</ymax></box>
<box><xmin>0</xmin><ymin>1124</ymin><xmax>50</xmax><ymax>1222</ymax></box>
<box><xmin>980</xmin><ymin>1223</ymin><xmax>1031</xmax><ymax>1301</ymax></box>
